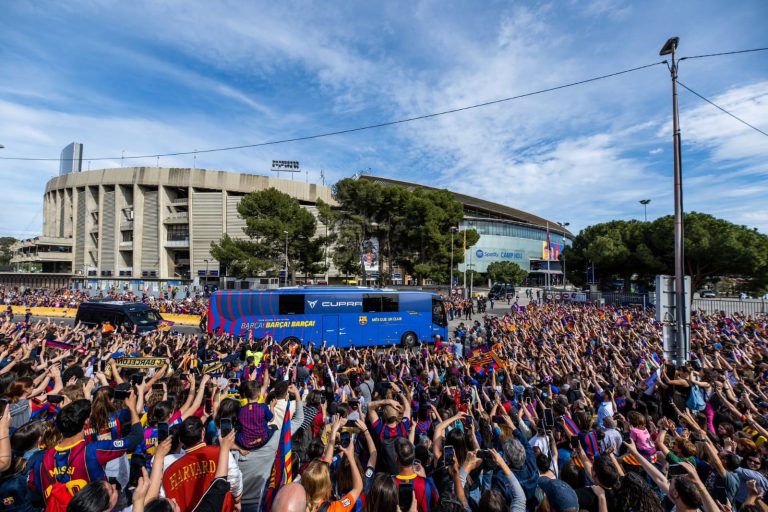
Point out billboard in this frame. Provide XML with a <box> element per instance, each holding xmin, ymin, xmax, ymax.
<box><xmin>542</xmin><ymin>241</ymin><xmax>562</xmax><ymax>261</ymax></box>
<box><xmin>361</xmin><ymin>237</ymin><xmax>379</xmax><ymax>272</ymax></box>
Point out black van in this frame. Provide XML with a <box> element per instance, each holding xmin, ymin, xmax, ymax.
<box><xmin>75</xmin><ymin>301</ymin><xmax>163</xmax><ymax>332</ymax></box>
<box><xmin>488</xmin><ymin>283</ymin><xmax>515</xmax><ymax>300</ymax></box>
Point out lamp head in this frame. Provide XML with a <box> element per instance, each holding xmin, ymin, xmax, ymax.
<box><xmin>659</xmin><ymin>37</ymin><xmax>679</xmax><ymax>56</ymax></box>
<box><xmin>640</xmin><ymin>199</ymin><xmax>651</xmax><ymax>205</ymax></box>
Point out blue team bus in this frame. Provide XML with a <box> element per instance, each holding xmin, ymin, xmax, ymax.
<box><xmin>207</xmin><ymin>287</ymin><xmax>448</xmax><ymax>347</ymax></box>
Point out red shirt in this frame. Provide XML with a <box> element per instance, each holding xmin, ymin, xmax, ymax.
<box><xmin>162</xmin><ymin>444</ymin><xmax>235</xmax><ymax>512</ymax></box>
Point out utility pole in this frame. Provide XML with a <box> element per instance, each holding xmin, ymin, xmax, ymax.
<box><xmin>283</xmin><ymin>231</ymin><xmax>289</xmax><ymax>287</ymax></box>
<box><xmin>660</xmin><ymin>36</ymin><xmax>689</xmax><ymax>362</ymax></box>
<box><xmin>462</xmin><ymin>229</ymin><xmax>467</xmax><ymax>292</ymax></box>
<box><xmin>450</xmin><ymin>226</ymin><xmax>457</xmax><ymax>296</ymax></box>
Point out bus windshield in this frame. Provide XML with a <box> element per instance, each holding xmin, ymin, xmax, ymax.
<box><xmin>129</xmin><ymin>309</ymin><xmax>161</xmax><ymax>325</ymax></box>
<box><xmin>432</xmin><ymin>298</ymin><xmax>447</xmax><ymax>327</ymax></box>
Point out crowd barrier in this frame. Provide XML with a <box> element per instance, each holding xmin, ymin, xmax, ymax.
<box><xmin>9</xmin><ymin>306</ymin><xmax>201</xmax><ymax>326</ymax></box>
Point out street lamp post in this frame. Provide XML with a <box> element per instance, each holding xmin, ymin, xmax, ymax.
<box><xmin>640</xmin><ymin>199</ymin><xmax>651</xmax><ymax>222</ymax></box>
<box><xmin>462</xmin><ymin>228</ymin><xmax>467</xmax><ymax>292</ymax></box>
<box><xmin>450</xmin><ymin>226</ymin><xmax>458</xmax><ymax>296</ymax></box>
<box><xmin>559</xmin><ymin>222</ymin><xmax>570</xmax><ymax>287</ymax></box>
<box><xmin>283</xmin><ymin>231</ymin><xmax>289</xmax><ymax>287</ymax></box>
<box><xmin>660</xmin><ymin>36</ymin><xmax>688</xmax><ymax>363</ymax></box>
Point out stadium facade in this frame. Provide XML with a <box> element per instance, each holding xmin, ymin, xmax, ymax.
<box><xmin>360</xmin><ymin>176</ymin><xmax>574</xmax><ymax>286</ymax></box>
<box><xmin>11</xmin><ymin>167</ymin><xmax>334</xmax><ymax>291</ymax></box>
<box><xmin>11</xmin><ymin>168</ymin><xmax>572</xmax><ymax>290</ymax></box>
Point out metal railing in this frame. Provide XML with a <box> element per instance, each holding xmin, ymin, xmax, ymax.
<box><xmin>692</xmin><ymin>298</ymin><xmax>767</xmax><ymax>316</ymax></box>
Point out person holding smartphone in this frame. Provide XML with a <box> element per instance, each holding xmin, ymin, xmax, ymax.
<box><xmin>302</xmin><ymin>439</ymin><xmax>363</xmax><ymax>512</ymax></box>
<box><xmin>393</xmin><ymin>437</ymin><xmax>439</xmax><ymax>512</ymax></box>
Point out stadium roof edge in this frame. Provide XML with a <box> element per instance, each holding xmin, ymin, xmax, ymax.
<box><xmin>358</xmin><ymin>175</ymin><xmax>574</xmax><ymax>238</ymax></box>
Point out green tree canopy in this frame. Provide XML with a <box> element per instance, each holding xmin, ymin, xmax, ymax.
<box><xmin>486</xmin><ymin>261</ymin><xmax>529</xmax><ymax>285</ymax></box>
<box><xmin>563</xmin><ymin>213</ymin><xmax>768</xmax><ymax>293</ymax></box>
<box><xmin>0</xmin><ymin>237</ymin><xmax>16</xmax><ymax>268</ymax></box>
<box><xmin>330</xmin><ymin>178</ymin><xmax>479</xmax><ymax>284</ymax></box>
<box><xmin>211</xmin><ymin>188</ymin><xmax>326</xmax><ymax>279</ymax></box>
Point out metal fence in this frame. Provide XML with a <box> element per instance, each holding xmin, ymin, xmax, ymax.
<box><xmin>587</xmin><ymin>293</ymin><xmax>767</xmax><ymax>316</ymax></box>
<box><xmin>592</xmin><ymin>292</ymin><xmax>656</xmax><ymax>308</ymax></box>
<box><xmin>691</xmin><ymin>298</ymin><xmax>767</xmax><ymax>316</ymax></box>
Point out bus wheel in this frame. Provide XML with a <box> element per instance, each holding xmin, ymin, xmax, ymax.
<box><xmin>282</xmin><ymin>336</ymin><xmax>301</xmax><ymax>347</ymax></box>
<box><xmin>400</xmin><ymin>331</ymin><xmax>418</xmax><ymax>348</ymax></box>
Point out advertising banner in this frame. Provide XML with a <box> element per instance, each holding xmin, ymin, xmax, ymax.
<box><xmin>541</xmin><ymin>241</ymin><xmax>562</xmax><ymax>261</ymax></box>
<box><xmin>361</xmin><ymin>237</ymin><xmax>379</xmax><ymax>272</ymax></box>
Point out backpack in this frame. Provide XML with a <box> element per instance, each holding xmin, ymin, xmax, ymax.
<box><xmin>687</xmin><ymin>384</ymin><xmax>706</xmax><ymax>412</ymax></box>
<box><xmin>45</xmin><ymin>482</ymin><xmax>73</xmax><ymax>512</ymax></box>
<box><xmin>376</xmin><ymin>423</ymin><xmax>408</xmax><ymax>475</ymax></box>
<box><xmin>378</xmin><ymin>437</ymin><xmax>400</xmax><ymax>475</ymax></box>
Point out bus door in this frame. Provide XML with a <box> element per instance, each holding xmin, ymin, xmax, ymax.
<box><xmin>322</xmin><ymin>315</ymin><xmax>339</xmax><ymax>346</ymax></box>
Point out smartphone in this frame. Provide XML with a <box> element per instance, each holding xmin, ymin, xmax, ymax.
<box><xmin>345</xmin><ymin>419</ymin><xmax>359</xmax><ymax>429</ymax></box>
<box><xmin>348</xmin><ymin>399</ymin><xmax>359</xmax><ymax>408</ymax></box>
<box><xmin>229</xmin><ymin>379</ymin><xmax>240</xmax><ymax>386</ymax></box>
<box><xmin>47</xmin><ymin>394</ymin><xmax>64</xmax><ymax>404</ymax></box>
<box><xmin>398</xmin><ymin>482</ymin><xmax>414</xmax><ymax>512</ymax></box>
<box><xmin>570</xmin><ymin>436</ymin><xmax>580</xmax><ymax>450</ymax></box>
<box><xmin>128</xmin><ymin>454</ymin><xmax>146</xmax><ymax>488</ymax></box>
<box><xmin>157</xmin><ymin>422</ymin><xmax>169</xmax><ymax>442</ymax></box>
<box><xmin>98</xmin><ymin>360</ymin><xmax>106</xmax><ymax>372</ymax></box>
<box><xmin>152</xmin><ymin>383</ymin><xmax>164</xmax><ymax>391</ymax></box>
<box><xmin>131</xmin><ymin>374</ymin><xmax>144</xmax><ymax>386</ymax></box>
<box><xmin>543</xmin><ymin>408</ymin><xmax>555</xmax><ymax>429</ymax></box>
<box><xmin>478</xmin><ymin>449</ymin><xmax>493</xmax><ymax>461</ymax></box>
<box><xmin>340</xmin><ymin>432</ymin><xmax>351</xmax><ymax>448</ymax></box>
<box><xmin>669</xmin><ymin>464</ymin><xmax>687</xmax><ymax>477</ymax></box>
<box><xmin>205</xmin><ymin>398</ymin><xmax>213</xmax><ymax>415</ymax></box>
<box><xmin>0</xmin><ymin>398</ymin><xmax>8</xmax><ymax>416</ymax></box>
<box><xmin>444</xmin><ymin>445</ymin><xmax>455</xmax><ymax>466</ymax></box>
<box><xmin>220</xmin><ymin>418</ymin><xmax>233</xmax><ymax>438</ymax></box>
<box><xmin>492</xmin><ymin>415</ymin><xmax>507</xmax><ymax>424</ymax></box>
<box><xmin>114</xmin><ymin>389</ymin><xmax>131</xmax><ymax>401</ymax></box>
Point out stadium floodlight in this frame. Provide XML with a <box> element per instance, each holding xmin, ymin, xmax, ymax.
<box><xmin>659</xmin><ymin>37</ymin><xmax>679</xmax><ymax>56</ymax></box>
<box><xmin>271</xmin><ymin>160</ymin><xmax>301</xmax><ymax>180</ymax></box>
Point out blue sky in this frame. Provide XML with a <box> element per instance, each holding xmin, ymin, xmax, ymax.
<box><xmin>1</xmin><ymin>0</ymin><xmax>767</xmax><ymax>238</ymax></box>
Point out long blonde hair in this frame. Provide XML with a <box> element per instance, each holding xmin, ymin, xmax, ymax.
<box><xmin>302</xmin><ymin>460</ymin><xmax>333</xmax><ymax>511</ymax></box>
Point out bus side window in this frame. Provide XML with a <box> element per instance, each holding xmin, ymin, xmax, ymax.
<box><xmin>279</xmin><ymin>294</ymin><xmax>305</xmax><ymax>315</ymax></box>
<box><xmin>363</xmin><ymin>295</ymin><xmax>382</xmax><ymax>313</ymax></box>
<box><xmin>382</xmin><ymin>295</ymin><xmax>399</xmax><ymax>312</ymax></box>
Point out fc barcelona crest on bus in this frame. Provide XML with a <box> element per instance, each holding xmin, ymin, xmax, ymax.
<box><xmin>359</xmin><ymin>316</ymin><xmax>368</xmax><ymax>325</ymax></box>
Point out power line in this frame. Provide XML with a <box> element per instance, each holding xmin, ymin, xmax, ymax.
<box><xmin>677</xmin><ymin>80</ymin><xmax>768</xmax><ymax>138</ymax></box>
<box><xmin>679</xmin><ymin>47</ymin><xmax>768</xmax><ymax>62</ymax></box>
<box><xmin>0</xmin><ymin>61</ymin><xmax>666</xmax><ymax>163</ymax></box>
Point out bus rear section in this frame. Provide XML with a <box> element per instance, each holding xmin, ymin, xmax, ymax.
<box><xmin>208</xmin><ymin>288</ymin><xmax>447</xmax><ymax>347</ymax></box>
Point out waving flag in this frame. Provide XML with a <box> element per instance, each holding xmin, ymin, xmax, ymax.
<box><xmin>157</xmin><ymin>319</ymin><xmax>175</xmax><ymax>332</ymax></box>
<box><xmin>261</xmin><ymin>399</ymin><xmax>293</xmax><ymax>512</ymax></box>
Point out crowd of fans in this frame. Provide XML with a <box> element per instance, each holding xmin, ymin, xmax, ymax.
<box><xmin>0</xmin><ymin>287</ymin><xmax>208</xmax><ymax>317</ymax></box>
<box><xmin>1</xmin><ymin>285</ymin><xmax>768</xmax><ymax>512</ymax></box>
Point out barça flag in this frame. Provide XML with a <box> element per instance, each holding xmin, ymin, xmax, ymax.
<box><xmin>261</xmin><ymin>399</ymin><xmax>293</xmax><ymax>511</ymax></box>
<box><xmin>157</xmin><ymin>319</ymin><xmax>175</xmax><ymax>332</ymax></box>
